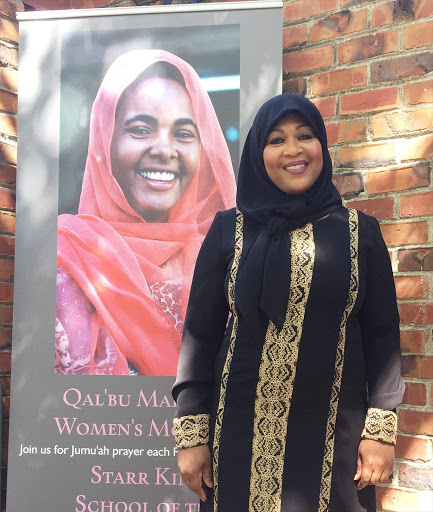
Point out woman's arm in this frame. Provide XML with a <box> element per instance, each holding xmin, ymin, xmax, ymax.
<box><xmin>355</xmin><ymin>215</ymin><xmax>405</xmax><ymax>488</ymax></box>
<box><xmin>172</xmin><ymin>211</ymin><xmax>231</xmax><ymax>500</ymax></box>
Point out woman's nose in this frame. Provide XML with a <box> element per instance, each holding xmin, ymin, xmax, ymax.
<box><xmin>148</xmin><ymin>132</ymin><xmax>177</xmax><ymax>160</ymax></box>
<box><xmin>283</xmin><ymin>137</ymin><xmax>301</xmax><ymax>156</ymax></box>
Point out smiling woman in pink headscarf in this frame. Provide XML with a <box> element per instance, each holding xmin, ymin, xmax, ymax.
<box><xmin>54</xmin><ymin>50</ymin><xmax>236</xmax><ymax>376</ymax></box>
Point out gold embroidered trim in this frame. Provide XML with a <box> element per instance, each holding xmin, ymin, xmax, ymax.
<box><xmin>213</xmin><ymin>208</ymin><xmax>244</xmax><ymax>511</ymax></box>
<box><xmin>362</xmin><ymin>408</ymin><xmax>397</xmax><ymax>445</ymax></box>
<box><xmin>318</xmin><ymin>208</ymin><xmax>359</xmax><ymax>512</ymax></box>
<box><xmin>249</xmin><ymin>224</ymin><xmax>316</xmax><ymax>512</ymax></box>
<box><xmin>173</xmin><ymin>414</ymin><xmax>210</xmax><ymax>449</ymax></box>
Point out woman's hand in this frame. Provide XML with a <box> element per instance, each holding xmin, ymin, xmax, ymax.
<box><xmin>177</xmin><ymin>444</ymin><xmax>212</xmax><ymax>501</ymax></box>
<box><xmin>354</xmin><ymin>439</ymin><xmax>394</xmax><ymax>490</ymax></box>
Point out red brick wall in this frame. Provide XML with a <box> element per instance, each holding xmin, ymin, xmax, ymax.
<box><xmin>0</xmin><ymin>1</ymin><xmax>20</xmax><ymax>508</ymax></box>
<box><xmin>283</xmin><ymin>0</ymin><xmax>433</xmax><ymax>509</ymax></box>
<box><xmin>0</xmin><ymin>0</ymin><xmax>432</xmax><ymax>510</ymax></box>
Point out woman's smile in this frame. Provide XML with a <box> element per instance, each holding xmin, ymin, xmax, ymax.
<box><xmin>136</xmin><ymin>166</ymin><xmax>179</xmax><ymax>190</ymax></box>
<box><xmin>283</xmin><ymin>160</ymin><xmax>308</xmax><ymax>175</ymax></box>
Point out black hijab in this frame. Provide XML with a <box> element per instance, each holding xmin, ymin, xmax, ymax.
<box><xmin>235</xmin><ymin>94</ymin><xmax>342</xmax><ymax>330</ymax></box>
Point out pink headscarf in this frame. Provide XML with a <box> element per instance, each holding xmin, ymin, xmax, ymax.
<box><xmin>57</xmin><ymin>50</ymin><xmax>236</xmax><ymax>375</ymax></box>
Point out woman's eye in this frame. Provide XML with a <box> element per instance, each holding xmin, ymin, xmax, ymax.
<box><xmin>298</xmin><ymin>132</ymin><xmax>314</xmax><ymax>141</ymax></box>
<box><xmin>174</xmin><ymin>129</ymin><xmax>197</xmax><ymax>141</ymax></box>
<box><xmin>127</xmin><ymin>125</ymin><xmax>152</xmax><ymax>137</ymax></box>
<box><xmin>268</xmin><ymin>136</ymin><xmax>284</xmax><ymax>145</ymax></box>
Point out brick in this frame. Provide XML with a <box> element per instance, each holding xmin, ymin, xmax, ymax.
<box><xmin>398</xmin><ymin>247</ymin><xmax>433</xmax><ymax>271</ymax></box>
<box><xmin>326</xmin><ymin>119</ymin><xmax>366</xmax><ymax>145</ymax></box>
<box><xmin>404</xmin><ymin>20</ymin><xmax>433</xmax><ymax>49</ymax></box>
<box><xmin>339</xmin><ymin>87</ymin><xmax>398</xmax><ymax>115</ymax></box>
<box><xmin>400</xmin><ymin>304</ymin><xmax>433</xmax><ymax>326</ymax></box>
<box><xmin>0</xmin><ymin>90</ymin><xmax>17</xmax><ymax>114</ymax></box>
<box><xmin>0</xmin><ymin>282</ymin><xmax>12</xmax><ymax>303</ymax></box>
<box><xmin>414</xmin><ymin>0</ymin><xmax>433</xmax><ymax>19</ymax></box>
<box><xmin>0</xmin><ymin>304</ymin><xmax>12</xmax><ymax>325</ymax></box>
<box><xmin>1</xmin><ymin>444</ymin><xmax>8</xmax><ymax>468</ymax></box>
<box><xmin>399</xmin><ymin>409</ymin><xmax>433</xmax><ymax>436</ymax></box>
<box><xmin>283</xmin><ymin>0</ymin><xmax>337</xmax><ymax>23</ymax></box>
<box><xmin>283</xmin><ymin>24</ymin><xmax>307</xmax><ymax>49</ymax></box>
<box><xmin>400</xmin><ymin>330</ymin><xmax>427</xmax><ymax>353</ymax></box>
<box><xmin>372</xmin><ymin>1</ymin><xmax>394</xmax><ymax>27</ymax></box>
<box><xmin>332</xmin><ymin>172</ymin><xmax>363</xmax><ymax>197</ymax></box>
<box><xmin>0</xmin><ymin>165</ymin><xmax>15</xmax><ymax>187</ymax></box>
<box><xmin>377</xmin><ymin>486</ymin><xmax>429</xmax><ymax>512</ymax></box>
<box><xmin>402</xmin><ymin>382</ymin><xmax>427</xmax><ymax>406</ymax></box>
<box><xmin>345</xmin><ymin>197</ymin><xmax>394</xmax><ymax>220</ymax></box>
<box><xmin>0</xmin><ymin>235</ymin><xmax>14</xmax><ymax>257</ymax></box>
<box><xmin>310</xmin><ymin>9</ymin><xmax>367</xmax><ymax>42</ymax></box>
<box><xmin>0</xmin><ymin>1</ymin><xmax>24</xmax><ymax>19</ymax></box>
<box><xmin>1</xmin><ymin>376</ymin><xmax>10</xmax><ymax>395</ymax></box>
<box><xmin>0</xmin><ymin>327</ymin><xmax>12</xmax><ymax>349</ymax></box>
<box><xmin>1</xmin><ymin>460</ymin><xmax>7</xmax><ymax>487</ymax></box>
<box><xmin>2</xmin><ymin>396</ymin><xmax>9</xmax><ymax>418</ymax></box>
<box><xmin>283</xmin><ymin>45</ymin><xmax>333</xmax><ymax>74</ymax></box>
<box><xmin>312</xmin><ymin>66</ymin><xmax>367</xmax><ymax>95</ymax></box>
<box><xmin>311</xmin><ymin>96</ymin><xmax>336</xmax><ymax>119</ymax></box>
<box><xmin>0</xmin><ymin>115</ymin><xmax>16</xmax><ymax>137</ymax></box>
<box><xmin>395</xmin><ymin>434</ymin><xmax>432</xmax><ymax>461</ymax></box>
<box><xmin>72</xmin><ymin>0</ymin><xmax>107</xmax><ymax>7</ymax></box>
<box><xmin>401</xmin><ymin>191</ymin><xmax>433</xmax><ymax>217</ymax></box>
<box><xmin>282</xmin><ymin>78</ymin><xmax>307</xmax><ymax>95</ymax></box>
<box><xmin>404</xmin><ymin>80</ymin><xmax>433</xmax><ymax>105</ymax></box>
<box><xmin>0</xmin><ymin>260</ymin><xmax>13</xmax><ymax>281</ymax></box>
<box><xmin>0</xmin><ymin>19</ymin><xmax>18</xmax><ymax>44</ymax></box>
<box><xmin>395</xmin><ymin>275</ymin><xmax>428</xmax><ymax>299</ymax></box>
<box><xmin>367</xmin><ymin>164</ymin><xmax>430</xmax><ymax>194</ymax></box>
<box><xmin>400</xmin><ymin>134</ymin><xmax>433</xmax><ymax>162</ymax></box>
<box><xmin>338</xmin><ymin>30</ymin><xmax>398</xmax><ymax>64</ymax></box>
<box><xmin>337</xmin><ymin>143</ymin><xmax>394</xmax><ymax>168</ymax></box>
<box><xmin>371</xmin><ymin>53</ymin><xmax>433</xmax><ymax>83</ymax></box>
<box><xmin>24</xmin><ymin>0</ymin><xmax>72</xmax><ymax>7</ymax></box>
<box><xmin>392</xmin><ymin>0</ymin><xmax>418</xmax><ymax>19</ymax></box>
<box><xmin>380</xmin><ymin>221</ymin><xmax>428</xmax><ymax>246</ymax></box>
<box><xmin>371</xmin><ymin>109</ymin><xmax>433</xmax><ymax>139</ymax></box>
<box><xmin>0</xmin><ymin>351</ymin><xmax>10</xmax><ymax>373</ymax></box>
<box><xmin>0</xmin><ymin>42</ymin><xmax>17</xmax><ymax>69</ymax></box>
<box><xmin>401</xmin><ymin>355</ymin><xmax>433</xmax><ymax>378</ymax></box>
<box><xmin>0</xmin><ymin>212</ymin><xmax>14</xmax><ymax>234</ymax></box>
<box><xmin>0</xmin><ymin>188</ymin><xmax>14</xmax><ymax>210</ymax></box>
<box><xmin>399</xmin><ymin>463</ymin><xmax>433</xmax><ymax>490</ymax></box>
<box><xmin>0</xmin><ymin>142</ymin><xmax>16</xmax><ymax>165</ymax></box>
<box><xmin>0</xmin><ymin>69</ymin><xmax>17</xmax><ymax>93</ymax></box>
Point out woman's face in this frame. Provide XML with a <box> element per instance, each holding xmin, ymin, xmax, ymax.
<box><xmin>263</xmin><ymin>112</ymin><xmax>323</xmax><ymax>195</ymax></box>
<box><xmin>110</xmin><ymin>77</ymin><xmax>201</xmax><ymax>222</ymax></box>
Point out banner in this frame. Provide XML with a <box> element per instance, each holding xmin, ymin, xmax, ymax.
<box><xmin>8</xmin><ymin>3</ymin><xmax>282</xmax><ymax>510</ymax></box>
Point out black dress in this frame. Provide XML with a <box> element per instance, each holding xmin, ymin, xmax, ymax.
<box><xmin>173</xmin><ymin>206</ymin><xmax>404</xmax><ymax>512</ymax></box>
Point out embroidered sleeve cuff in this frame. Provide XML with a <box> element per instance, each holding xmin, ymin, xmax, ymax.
<box><xmin>361</xmin><ymin>408</ymin><xmax>397</xmax><ymax>445</ymax></box>
<box><xmin>173</xmin><ymin>414</ymin><xmax>210</xmax><ymax>449</ymax></box>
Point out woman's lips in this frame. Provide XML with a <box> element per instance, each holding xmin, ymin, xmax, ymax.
<box><xmin>136</xmin><ymin>169</ymin><xmax>179</xmax><ymax>191</ymax></box>
<box><xmin>283</xmin><ymin>160</ymin><xmax>308</xmax><ymax>175</ymax></box>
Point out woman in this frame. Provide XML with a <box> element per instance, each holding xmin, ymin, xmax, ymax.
<box><xmin>173</xmin><ymin>94</ymin><xmax>404</xmax><ymax>511</ymax></box>
<box><xmin>55</xmin><ymin>50</ymin><xmax>236</xmax><ymax>375</ymax></box>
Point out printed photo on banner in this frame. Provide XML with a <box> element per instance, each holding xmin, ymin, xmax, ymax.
<box><xmin>55</xmin><ymin>26</ymin><xmax>239</xmax><ymax>376</ymax></box>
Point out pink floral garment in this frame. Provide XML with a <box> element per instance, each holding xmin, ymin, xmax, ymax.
<box><xmin>55</xmin><ymin>267</ymin><xmax>183</xmax><ymax>375</ymax></box>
